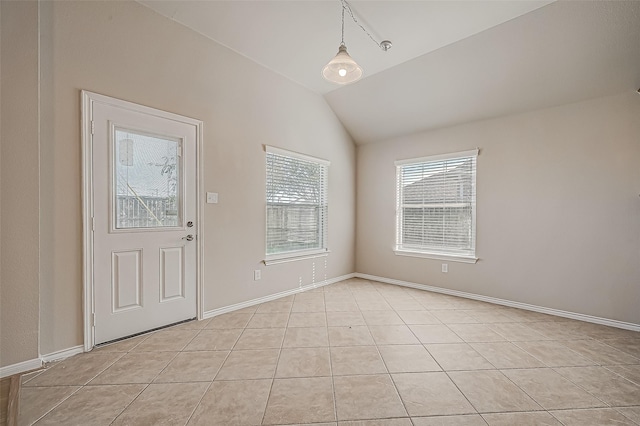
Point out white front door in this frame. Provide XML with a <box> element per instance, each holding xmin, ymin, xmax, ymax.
<box><xmin>89</xmin><ymin>95</ymin><xmax>199</xmax><ymax>345</ymax></box>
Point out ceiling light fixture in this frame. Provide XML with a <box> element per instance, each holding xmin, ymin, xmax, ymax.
<box><xmin>322</xmin><ymin>0</ymin><xmax>392</xmax><ymax>85</ymax></box>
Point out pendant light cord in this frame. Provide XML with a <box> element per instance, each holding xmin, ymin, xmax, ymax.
<box><xmin>341</xmin><ymin>3</ymin><xmax>345</xmax><ymax>45</ymax></box>
<box><xmin>340</xmin><ymin>0</ymin><xmax>390</xmax><ymax>51</ymax></box>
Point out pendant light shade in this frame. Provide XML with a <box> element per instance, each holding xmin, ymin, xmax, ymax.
<box><xmin>322</xmin><ymin>44</ymin><xmax>363</xmax><ymax>85</ymax></box>
<box><xmin>322</xmin><ymin>0</ymin><xmax>390</xmax><ymax>85</ymax></box>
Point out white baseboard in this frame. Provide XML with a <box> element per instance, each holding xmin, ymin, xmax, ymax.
<box><xmin>204</xmin><ymin>273</ymin><xmax>356</xmax><ymax>319</ymax></box>
<box><xmin>1</xmin><ymin>345</ymin><xmax>86</xmax><ymax>379</ymax></box>
<box><xmin>356</xmin><ymin>273</ymin><xmax>640</xmax><ymax>332</ymax></box>
<box><xmin>41</xmin><ymin>345</ymin><xmax>84</xmax><ymax>364</ymax></box>
<box><xmin>0</xmin><ymin>358</ymin><xmax>42</xmax><ymax>379</ymax></box>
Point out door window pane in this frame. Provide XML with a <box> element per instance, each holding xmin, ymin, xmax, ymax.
<box><xmin>114</xmin><ymin>128</ymin><xmax>181</xmax><ymax>229</ymax></box>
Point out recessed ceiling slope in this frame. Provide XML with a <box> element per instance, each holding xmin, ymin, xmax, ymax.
<box><xmin>137</xmin><ymin>0</ymin><xmax>552</xmax><ymax>94</ymax></box>
<box><xmin>325</xmin><ymin>1</ymin><xmax>640</xmax><ymax>144</ymax></box>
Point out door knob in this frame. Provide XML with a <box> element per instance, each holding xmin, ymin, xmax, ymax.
<box><xmin>183</xmin><ymin>234</ymin><xmax>194</xmax><ymax>241</ymax></box>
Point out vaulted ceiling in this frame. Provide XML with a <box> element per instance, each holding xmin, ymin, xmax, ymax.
<box><xmin>139</xmin><ymin>1</ymin><xmax>640</xmax><ymax>145</ymax></box>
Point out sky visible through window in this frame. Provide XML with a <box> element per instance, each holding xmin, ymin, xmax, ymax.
<box><xmin>115</xmin><ymin>128</ymin><xmax>179</xmax><ymax>198</ymax></box>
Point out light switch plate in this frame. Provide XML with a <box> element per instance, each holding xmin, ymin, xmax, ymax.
<box><xmin>206</xmin><ymin>192</ymin><xmax>218</xmax><ymax>204</ymax></box>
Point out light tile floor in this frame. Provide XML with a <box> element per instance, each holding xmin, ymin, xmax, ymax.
<box><xmin>18</xmin><ymin>278</ymin><xmax>640</xmax><ymax>425</ymax></box>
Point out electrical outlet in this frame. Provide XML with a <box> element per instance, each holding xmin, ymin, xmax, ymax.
<box><xmin>254</xmin><ymin>269</ymin><xmax>261</xmax><ymax>281</ymax></box>
<box><xmin>442</xmin><ymin>263</ymin><xmax>448</xmax><ymax>273</ymax></box>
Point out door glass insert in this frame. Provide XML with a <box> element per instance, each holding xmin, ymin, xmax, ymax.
<box><xmin>114</xmin><ymin>127</ymin><xmax>181</xmax><ymax>229</ymax></box>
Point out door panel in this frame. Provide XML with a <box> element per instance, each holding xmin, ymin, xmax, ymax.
<box><xmin>92</xmin><ymin>100</ymin><xmax>197</xmax><ymax>345</ymax></box>
<box><xmin>111</xmin><ymin>250</ymin><xmax>143</xmax><ymax>312</ymax></box>
<box><xmin>160</xmin><ymin>246</ymin><xmax>185</xmax><ymax>302</ymax></box>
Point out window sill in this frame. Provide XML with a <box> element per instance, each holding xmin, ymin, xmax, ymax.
<box><xmin>264</xmin><ymin>249</ymin><xmax>329</xmax><ymax>266</ymax></box>
<box><xmin>394</xmin><ymin>249</ymin><xmax>478</xmax><ymax>264</ymax></box>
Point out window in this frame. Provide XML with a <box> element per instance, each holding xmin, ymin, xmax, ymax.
<box><xmin>395</xmin><ymin>149</ymin><xmax>478</xmax><ymax>263</ymax></box>
<box><xmin>113</xmin><ymin>127</ymin><xmax>181</xmax><ymax>229</ymax></box>
<box><xmin>265</xmin><ymin>146</ymin><xmax>329</xmax><ymax>264</ymax></box>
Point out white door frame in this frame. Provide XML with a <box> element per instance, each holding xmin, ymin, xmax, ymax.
<box><xmin>81</xmin><ymin>90</ymin><xmax>204</xmax><ymax>351</ymax></box>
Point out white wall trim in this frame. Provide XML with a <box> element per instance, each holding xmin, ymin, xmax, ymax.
<box><xmin>203</xmin><ymin>273</ymin><xmax>356</xmax><ymax>319</ymax></box>
<box><xmin>81</xmin><ymin>90</ymin><xmax>204</xmax><ymax>350</ymax></box>
<box><xmin>81</xmin><ymin>90</ymin><xmax>95</xmax><ymax>352</ymax></box>
<box><xmin>0</xmin><ymin>345</ymin><xmax>88</xmax><ymax>378</ymax></box>
<box><xmin>395</xmin><ymin>148</ymin><xmax>479</xmax><ymax>166</ymax></box>
<box><xmin>394</xmin><ymin>249</ymin><xmax>478</xmax><ymax>264</ymax></box>
<box><xmin>0</xmin><ymin>358</ymin><xmax>42</xmax><ymax>379</ymax></box>
<box><xmin>196</xmin><ymin>120</ymin><xmax>205</xmax><ymax>321</ymax></box>
<box><xmin>40</xmin><ymin>345</ymin><xmax>85</xmax><ymax>364</ymax></box>
<box><xmin>264</xmin><ymin>250</ymin><xmax>330</xmax><ymax>266</ymax></box>
<box><xmin>265</xmin><ymin>145</ymin><xmax>330</xmax><ymax>166</ymax></box>
<box><xmin>356</xmin><ymin>273</ymin><xmax>640</xmax><ymax>332</ymax></box>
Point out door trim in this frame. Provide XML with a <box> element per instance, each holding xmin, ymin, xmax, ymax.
<box><xmin>81</xmin><ymin>90</ymin><xmax>204</xmax><ymax>352</ymax></box>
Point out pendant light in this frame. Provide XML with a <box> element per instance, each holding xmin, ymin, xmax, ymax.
<box><xmin>322</xmin><ymin>5</ymin><xmax>362</xmax><ymax>84</ymax></box>
<box><xmin>322</xmin><ymin>0</ymin><xmax>392</xmax><ymax>85</ymax></box>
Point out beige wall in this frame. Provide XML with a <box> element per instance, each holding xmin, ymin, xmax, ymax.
<box><xmin>0</xmin><ymin>1</ymin><xmax>41</xmax><ymax>367</ymax></box>
<box><xmin>32</xmin><ymin>0</ymin><xmax>355</xmax><ymax>356</ymax></box>
<box><xmin>356</xmin><ymin>92</ymin><xmax>640</xmax><ymax>324</ymax></box>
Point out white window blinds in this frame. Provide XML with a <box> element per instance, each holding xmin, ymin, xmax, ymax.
<box><xmin>266</xmin><ymin>146</ymin><xmax>329</xmax><ymax>258</ymax></box>
<box><xmin>395</xmin><ymin>149</ymin><xmax>477</xmax><ymax>260</ymax></box>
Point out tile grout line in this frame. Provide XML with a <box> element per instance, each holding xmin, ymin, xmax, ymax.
<box><xmin>107</xmin><ymin>384</ymin><xmax>149</xmax><ymax>426</ymax></box>
<box><xmin>382</xmin><ymin>281</ymin><xmax>541</xmax><ymax>420</ymax></box>
<box><xmin>386</xmin><ymin>281</ymin><xmax>492</xmax><ymax>422</ymax></box>
<box><xmin>24</xmin><ymin>385</ymin><xmax>83</xmax><ymax>426</ymax></box>
<box><xmin>325</xmin><ymin>286</ymin><xmax>340</xmax><ymax>424</ymax></box>
<box><xmin>185</xmin><ymin>311</ymin><xmax>256</xmax><ymax>425</ymax></box>
<box><xmin>106</xmin><ymin>322</ymin><xmax>210</xmax><ymax>425</ymax></box>
<box><xmin>169</xmin><ymin>319</ymin><xmax>234</xmax><ymax>426</ymax></box>
<box><xmin>24</xmin><ymin>348</ymin><xmax>131</xmax><ymax>425</ymax></box>
<box><xmin>364</xmin><ymin>280</ymin><xmax>415</xmax><ymax>421</ymax></box>
<box><xmin>106</xmin><ymin>329</ymin><xmax>189</xmax><ymax>425</ymax></box>
<box><xmin>185</xmin><ymin>308</ymin><xmax>256</xmax><ymax>425</ymax></box>
<box><xmin>259</xmin><ymin>300</ymin><xmax>292</xmax><ymax>425</ymax></box>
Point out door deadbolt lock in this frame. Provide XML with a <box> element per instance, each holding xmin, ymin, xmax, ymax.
<box><xmin>183</xmin><ymin>234</ymin><xmax>194</xmax><ymax>241</ymax></box>
<box><xmin>187</xmin><ymin>221</ymin><xmax>193</xmax><ymax>227</ymax></box>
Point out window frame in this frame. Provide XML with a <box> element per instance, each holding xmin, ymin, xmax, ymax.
<box><xmin>264</xmin><ymin>145</ymin><xmax>330</xmax><ymax>265</ymax></box>
<box><xmin>110</xmin><ymin>125</ymin><xmax>184</xmax><ymax>232</ymax></box>
<box><xmin>394</xmin><ymin>148</ymin><xmax>478</xmax><ymax>264</ymax></box>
